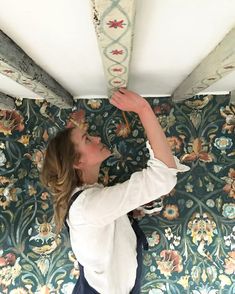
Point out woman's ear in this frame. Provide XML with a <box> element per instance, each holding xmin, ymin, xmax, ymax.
<box><xmin>73</xmin><ymin>159</ymin><xmax>85</xmax><ymax>170</ymax></box>
<box><xmin>73</xmin><ymin>161</ymin><xmax>84</xmax><ymax>169</ymax></box>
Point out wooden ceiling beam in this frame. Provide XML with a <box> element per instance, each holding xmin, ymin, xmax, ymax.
<box><xmin>0</xmin><ymin>91</ymin><xmax>15</xmax><ymax>110</ymax></box>
<box><xmin>90</xmin><ymin>0</ymin><xmax>136</xmax><ymax>98</ymax></box>
<box><xmin>0</xmin><ymin>30</ymin><xmax>74</xmax><ymax>109</ymax></box>
<box><xmin>172</xmin><ymin>27</ymin><xmax>235</xmax><ymax>102</ymax></box>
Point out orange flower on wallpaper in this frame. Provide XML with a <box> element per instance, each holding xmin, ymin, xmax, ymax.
<box><xmin>167</xmin><ymin>136</ymin><xmax>183</xmax><ymax>153</ymax></box>
<box><xmin>181</xmin><ymin>137</ymin><xmax>214</xmax><ymax>162</ymax></box>
<box><xmin>162</xmin><ymin>204</ymin><xmax>179</xmax><ymax>220</ymax></box>
<box><xmin>25</xmin><ymin>149</ymin><xmax>45</xmax><ymax>171</ymax></box>
<box><xmin>17</xmin><ymin>134</ymin><xmax>31</xmax><ymax>146</ymax></box>
<box><xmin>224</xmin><ymin>251</ymin><xmax>235</xmax><ymax>275</ymax></box>
<box><xmin>156</xmin><ymin>250</ymin><xmax>183</xmax><ymax>277</ymax></box>
<box><xmin>0</xmin><ymin>110</ymin><xmax>24</xmax><ymax>135</ymax></box>
<box><xmin>223</xmin><ymin>168</ymin><xmax>235</xmax><ymax>199</ymax></box>
<box><xmin>66</xmin><ymin>110</ymin><xmax>89</xmax><ymax>132</ymax></box>
<box><xmin>115</xmin><ymin>122</ymin><xmax>131</xmax><ymax>138</ymax></box>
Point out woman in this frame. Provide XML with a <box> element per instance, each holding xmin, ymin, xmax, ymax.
<box><xmin>40</xmin><ymin>88</ymin><xmax>189</xmax><ymax>294</ymax></box>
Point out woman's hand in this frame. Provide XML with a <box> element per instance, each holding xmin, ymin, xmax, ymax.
<box><xmin>110</xmin><ymin>88</ymin><xmax>149</xmax><ymax>114</ymax></box>
<box><xmin>110</xmin><ymin>88</ymin><xmax>176</xmax><ymax>168</ymax></box>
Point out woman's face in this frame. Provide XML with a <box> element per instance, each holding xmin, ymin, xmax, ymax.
<box><xmin>70</xmin><ymin>127</ymin><xmax>111</xmax><ymax>168</ymax></box>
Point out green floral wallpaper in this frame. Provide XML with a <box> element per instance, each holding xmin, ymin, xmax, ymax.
<box><xmin>0</xmin><ymin>94</ymin><xmax>234</xmax><ymax>294</ymax></box>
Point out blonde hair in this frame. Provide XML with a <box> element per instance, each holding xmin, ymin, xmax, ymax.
<box><xmin>40</xmin><ymin>128</ymin><xmax>83</xmax><ymax>235</ymax></box>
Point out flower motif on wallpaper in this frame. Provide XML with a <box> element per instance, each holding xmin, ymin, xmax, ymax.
<box><xmin>222</xmin><ymin>203</ymin><xmax>235</xmax><ymax>219</ymax></box>
<box><xmin>147</xmin><ymin>231</ymin><xmax>160</xmax><ymax>247</ymax></box>
<box><xmin>17</xmin><ymin>134</ymin><xmax>31</xmax><ymax>146</ymax></box>
<box><xmin>31</xmin><ymin>149</ymin><xmax>45</xmax><ymax>171</ymax></box>
<box><xmin>162</xmin><ymin>204</ymin><xmax>179</xmax><ymax>220</ymax></box>
<box><xmin>224</xmin><ymin>251</ymin><xmax>235</xmax><ymax>275</ymax></box>
<box><xmin>0</xmin><ymin>180</ymin><xmax>20</xmax><ymax>210</ymax></box>
<box><xmin>25</xmin><ymin>148</ymin><xmax>45</xmax><ymax>172</ymax></box>
<box><xmin>106</xmin><ymin>19</ymin><xmax>126</xmax><ymax>29</ymax></box>
<box><xmin>190</xmin><ymin>265</ymin><xmax>220</xmax><ymax>286</ymax></box>
<box><xmin>222</xmin><ymin>168</ymin><xmax>235</xmax><ymax>199</ymax></box>
<box><xmin>154</xmin><ymin>102</ymin><xmax>172</xmax><ymax>115</ymax></box>
<box><xmin>115</xmin><ymin>122</ymin><xmax>131</xmax><ymax>137</ymax></box>
<box><xmin>187</xmin><ymin>212</ymin><xmax>217</xmax><ymax>261</ymax></box>
<box><xmin>0</xmin><ymin>110</ymin><xmax>24</xmax><ymax>135</ymax></box>
<box><xmin>181</xmin><ymin>137</ymin><xmax>214</xmax><ymax>163</ymax></box>
<box><xmin>224</xmin><ymin>226</ymin><xmax>235</xmax><ymax>250</ymax></box>
<box><xmin>29</xmin><ymin>218</ymin><xmax>56</xmax><ymax>250</ymax></box>
<box><xmin>66</xmin><ymin>110</ymin><xmax>89</xmax><ymax>131</ymax></box>
<box><xmin>164</xmin><ymin>227</ymin><xmax>181</xmax><ymax>250</ymax></box>
<box><xmin>87</xmin><ymin>99</ymin><xmax>102</xmax><ymax>109</ymax></box>
<box><xmin>214</xmin><ymin>136</ymin><xmax>233</xmax><ymax>154</ymax></box>
<box><xmin>220</xmin><ymin>104</ymin><xmax>235</xmax><ymax>134</ymax></box>
<box><xmin>156</xmin><ymin>250</ymin><xmax>183</xmax><ymax>277</ymax></box>
<box><xmin>0</xmin><ymin>254</ymin><xmax>21</xmax><ymax>291</ymax></box>
<box><xmin>154</xmin><ymin>103</ymin><xmax>176</xmax><ymax>132</ymax></box>
<box><xmin>35</xmin><ymin>255</ymin><xmax>50</xmax><ymax>276</ymax></box>
<box><xmin>167</xmin><ymin>136</ymin><xmax>183</xmax><ymax>153</ymax></box>
<box><xmin>177</xmin><ymin>275</ymin><xmax>190</xmax><ymax>289</ymax></box>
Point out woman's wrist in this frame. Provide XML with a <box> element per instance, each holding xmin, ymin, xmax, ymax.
<box><xmin>137</xmin><ymin>101</ymin><xmax>152</xmax><ymax>117</ymax></box>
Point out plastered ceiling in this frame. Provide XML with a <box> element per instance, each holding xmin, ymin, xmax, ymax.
<box><xmin>0</xmin><ymin>0</ymin><xmax>235</xmax><ymax>102</ymax></box>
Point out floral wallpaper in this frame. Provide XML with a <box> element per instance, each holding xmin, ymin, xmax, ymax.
<box><xmin>0</xmin><ymin>94</ymin><xmax>234</xmax><ymax>294</ymax></box>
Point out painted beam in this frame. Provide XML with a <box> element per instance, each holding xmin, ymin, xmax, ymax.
<box><xmin>90</xmin><ymin>0</ymin><xmax>136</xmax><ymax>98</ymax></box>
<box><xmin>172</xmin><ymin>27</ymin><xmax>235</xmax><ymax>102</ymax></box>
<box><xmin>0</xmin><ymin>30</ymin><xmax>74</xmax><ymax>109</ymax></box>
<box><xmin>0</xmin><ymin>91</ymin><xmax>15</xmax><ymax>110</ymax></box>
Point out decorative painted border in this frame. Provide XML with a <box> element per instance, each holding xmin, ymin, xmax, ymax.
<box><xmin>90</xmin><ymin>0</ymin><xmax>136</xmax><ymax>97</ymax></box>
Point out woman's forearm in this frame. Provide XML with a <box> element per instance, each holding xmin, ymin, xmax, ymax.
<box><xmin>138</xmin><ymin>102</ymin><xmax>177</xmax><ymax>168</ymax></box>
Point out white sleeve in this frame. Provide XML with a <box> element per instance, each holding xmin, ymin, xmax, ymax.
<box><xmin>80</xmin><ymin>141</ymin><xmax>190</xmax><ymax>226</ymax></box>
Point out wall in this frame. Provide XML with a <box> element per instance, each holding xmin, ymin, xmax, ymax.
<box><xmin>0</xmin><ymin>94</ymin><xmax>234</xmax><ymax>293</ymax></box>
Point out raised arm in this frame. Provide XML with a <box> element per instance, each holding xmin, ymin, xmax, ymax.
<box><xmin>110</xmin><ymin>88</ymin><xmax>176</xmax><ymax>168</ymax></box>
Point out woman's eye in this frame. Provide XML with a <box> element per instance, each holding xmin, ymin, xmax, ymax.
<box><xmin>86</xmin><ymin>137</ymin><xmax>91</xmax><ymax>142</ymax></box>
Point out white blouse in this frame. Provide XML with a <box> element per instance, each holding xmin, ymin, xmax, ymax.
<box><xmin>67</xmin><ymin>141</ymin><xmax>190</xmax><ymax>294</ymax></box>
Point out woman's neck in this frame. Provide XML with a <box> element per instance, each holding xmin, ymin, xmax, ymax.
<box><xmin>81</xmin><ymin>164</ymin><xmax>100</xmax><ymax>185</ymax></box>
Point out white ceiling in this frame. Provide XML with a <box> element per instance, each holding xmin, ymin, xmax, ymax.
<box><xmin>0</xmin><ymin>0</ymin><xmax>235</xmax><ymax>99</ymax></box>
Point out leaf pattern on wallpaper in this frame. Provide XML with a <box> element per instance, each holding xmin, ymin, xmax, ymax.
<box><xmin>0</xmin><ymin>94</ymin><xmax>234</xmax><ymax>293</ymax></box>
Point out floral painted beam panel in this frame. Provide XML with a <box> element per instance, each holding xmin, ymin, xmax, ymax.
<box><xmin>90</xmin><ymin>0</ymin><xmax>136</xmax><ymax>97</ymax></box>
<box><xmin>0</xmin><ymin>30</ymin><xmax>74</xmax><ymax>109</ymax></box>
<box><xmin>172</xmin><ymin>27</ymin><xmax>235</xmax><ymax>102</ymax></box>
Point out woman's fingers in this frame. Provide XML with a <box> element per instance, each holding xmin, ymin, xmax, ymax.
<box><xmin>110</xmin><ymin>96</ymin><xmax>120</xmax><ymax>106</ymax></box>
